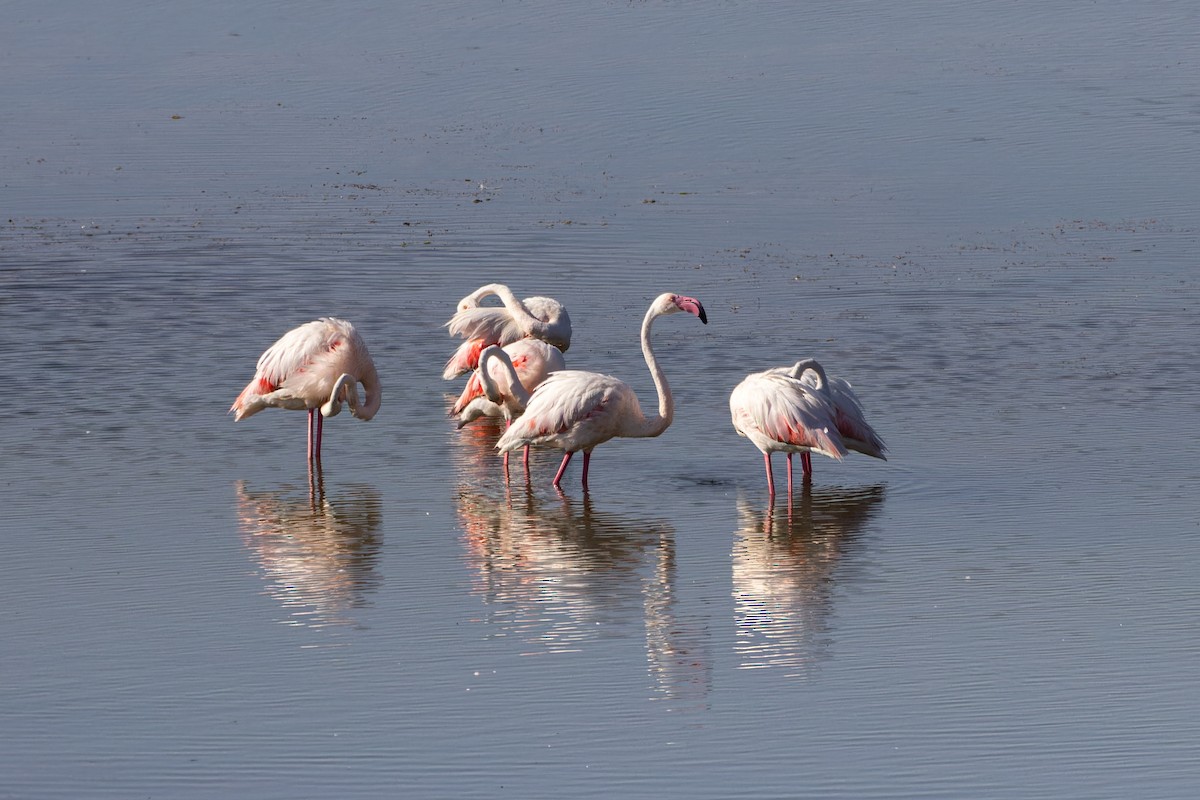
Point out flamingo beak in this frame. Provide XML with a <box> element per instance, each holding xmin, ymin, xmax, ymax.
<box><xmin>674</xmin><ymin>295</ymin><xmax>708</xmax><ymax>324</ymax></box>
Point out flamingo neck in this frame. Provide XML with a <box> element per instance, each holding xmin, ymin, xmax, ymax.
<box><xmin>789</xmin><ymin>358</ymin><xmax>827</xmax><ymax>390</ymax></box>
<box><xmin>480</xmin><ymin>347</ymin><xmax>531</xmax><ymax>409</ymax></box>
<box><xmin>628</xmin><ymin>305</ymin><xmax>673</xmax><ymax>438</ymax></box>
<box><xmin>481</xmin><ymin>282</ymin><xmax>558</xmax><ymax>341</ymax></box>
<box><xmin>479</xmin><ymin>284</ymin><xmax>530</xmax><ymax>319</ymax></box>
<box><xmin>356</xmin><ymin>364</ymin><xmax>383</xmax><ymax>420</ymax></box>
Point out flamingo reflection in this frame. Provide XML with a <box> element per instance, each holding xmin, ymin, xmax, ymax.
<box><xmin>732</xmin><ymin>485</ymin><xmax>885</xmax><ymax>677</ymax></box>
<box><xmin>235</xmin><ymin>468</ymin><xmax>383</xmax><ymax>630</ymax></box>
<box><xmin>456</xmin><ymin>483</ymin><xmax>710</xmax><ymax>706</ymax></box>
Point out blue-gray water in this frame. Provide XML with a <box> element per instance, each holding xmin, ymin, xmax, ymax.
<box><xmin>4</xmin><ymin>2</ymin><xmax>1200</xmax><ymax>798</ymax></box>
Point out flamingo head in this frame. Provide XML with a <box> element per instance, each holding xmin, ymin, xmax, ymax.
<box><xmin>658</xmin><ymin>293</ymin><xmax>708</xmax><ymax>324</ymax></box>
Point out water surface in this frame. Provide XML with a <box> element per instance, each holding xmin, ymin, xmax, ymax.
<box><xmin>4</xmin><ymin>2</ymin><xmax>1200</xmax><ymax>798</ymax></box>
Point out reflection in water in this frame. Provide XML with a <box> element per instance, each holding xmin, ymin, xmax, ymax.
<box><xmin>732</xmin><ymin>485</ymin><xmax>885</xmax><ymax>677</ymax></box>
<box><xmin>447</xmin><ymin>409</ymin><xmax>508</xmax><ymax>485</ymax></box>
<box><xmin>235</xmin><ymin>468</ymin><xmax>383</xmax><ymax>630</ymax></box>
<box><xmin>456</xmin><ymin>482</ymin><xmax>710</xmax><ymax>707</ymax></box>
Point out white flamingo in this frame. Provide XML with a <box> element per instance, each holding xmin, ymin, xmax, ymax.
<box><xmin>230</xmin><ymin>317</ymin><xmax>381</xmax><ymax>462</ymax></box>
<box><xmin>442</xmin><ymin>283</ymin><xmax>571</xmax><ymax>379</ymax></box>
<box><xmin>729</xmin><ymin>364</ymin><xmax>845</xmax><ymax>497</ymax></box>
<box><xmin>496</xmin><ymin>293</ymin><xmax>707</xmax><ymax>491</ymax></box>
<box><xmin>454</xmin><ymin>341</ymin><xmax>566</xmax><ymax>468</ymax></box>
<box><xmin>731</xmin><ymin>357</ymin><xmax>885</xmax><ymax>496</ymax></box>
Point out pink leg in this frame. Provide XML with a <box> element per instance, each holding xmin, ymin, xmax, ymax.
<box><xmin>801</xmin><ymin>451</ymin><xmax>812</xmax><ymax>476</ymax></box>
<box><xmin>581</xmin><ymin>451</ymin><xmax>592</xmax><ymax>491</ymax></box>
<box><xmin>307</xmin><ymin>409</ymin><xmax>316</xmax><ymax>461</ymax></box>
<box><xmin>786</xmin><ymin>453</ymin><xmax>794</xmax><ymax>496</ymax></box>
<box><xmin>552</xmin><ymin>451</ymin><xmax>574</xmax><ymax>488</ymax></box>
<box><xmin>523</xmin><ymin>444</ymin><xmax>530</xmax><ymax>469</ymax></box>
<box><xmin>501</xmin><ymin>419</ymin><xmax>511</xmax><ymax>472</ymax></box>
<box><xmin>763</xmin><ymin>452</ymin><xmax>775</xmax><ymax>497</ymax></box>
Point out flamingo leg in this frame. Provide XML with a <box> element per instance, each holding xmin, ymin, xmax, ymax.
<box><xmin>307</xmin><ymin>408</ymin><xmax>316</xmax><ymax>461</ymax></box>
<box><xmin>581</xmin><ymin>450</ymin><xmax>592</xmax><ymax>491</ymax></box>
<box><xmin>523</xmin><ymin>444</ymin><xmax>530</xmax><ymax>469</ymax></box>
<box><xmin>801</xmin><ymin>451</ymin><xmax>812</xmax><ymax>476</ymax></box>
<box><xmin>552</xmin><ymin>451</ymin><xmax>574</xmax><ymax>488</ymax></box>
<box><xmin>502</xmin><ymin>418</ymin><xmax>511</xmax><ymax>472</ymax></box>
<box><xmin>763</xmin><ymin>452</ymin><xmax>776</xmax><ymax>498</ymax></box>
<box><xmin>786</xmin><ymin>452</ymin><xmax>794</xmax><ymax>497</ymax></box>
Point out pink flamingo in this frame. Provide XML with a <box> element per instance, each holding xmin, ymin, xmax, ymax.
<box><xmin>231</xmin><ymin>317</ymin><xmax>382</xmax><ymax>462</ymax></box>
<box><xmin>454</xmin><ymin>341</ymin><xmax>566</xmax><ymax>468</ymax></box>
<box><xmin>442</xmin><ymin>283</ymin><xmax>571</xmax><ymax>379</ymax></box>
<box><xmin>730</xmin><ymin>363</ymin><xmax>846</xmax><ymax>498</ymax></box>
<box><xmin>730</xmin><ymin>358</ymin><xmax>886</xmax><ymax>496</ymax></box>
<box><xmin>496</xmin><ymin>293</ymin><xmax>707</xmax><ymax>491</ymax></box>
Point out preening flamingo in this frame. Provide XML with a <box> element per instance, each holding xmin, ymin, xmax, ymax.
<box><xmin>730</xmin><ymin>363</ymin><xmax>846</xmax><ymax>497</ymax></box>
<box><xmin>454</xmin><ymin>341</ymin><xmax>565</xmax><ymax>468</ymax></box>
<box><xmin>495</xmin><ymin>293</ymin><xmax>708</xmax><ymax>491</ymax></box>
<box><xmin>730</xmin><ymin>358</ymin><xmax>885</xmax><ymax>496</ymax></box>
<box><xmin>230</xmin><ymin>317</ymin><xmax>381</xmax><ymax>462</ymax></box>
<box><xmin>452</xmin><ymin>339</ymin><xmax>566</xmax><ymax>423</ymax></box>
<box><xmin>442</xmin><ymin>283</ymin><xmax>571</xmax><ymax>379</ymax></box>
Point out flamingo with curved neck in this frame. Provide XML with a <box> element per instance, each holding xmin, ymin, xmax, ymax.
<box><xmin>443</xmin><ymin>283</ymin><xmax>571</xmax><ymax>379</ymax></box>
<box><xmin>731</xmin><ymin>355</ymin><xmax>885</xmax><ymax>496</ymax></box>
<box><xmin>231</xmin><ymin>317</ymin><xmax>381</xmax><ymax>463</ymax></box>
<box><xmin>454</xmin><ymin>341</ymin><xmax>565</xmax><ymax>469</ymax></box>
<box><xmin>495</xmin><ymin>292</ymin><xmax>707</xmax><ymax>491</ymax></box>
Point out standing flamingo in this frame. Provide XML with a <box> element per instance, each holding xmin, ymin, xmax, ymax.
<box><xmin>230</xmin><ymin>317</ymin><xmax>382</xmax><ymax>462</ymax></box>
<box><xmin>729</xmin><ymin>364</ymin><xmax>847</xmax><ymax>498</ymax></box>
<box><xmin>455</xmin><ymin>342</ymin><xmax>565</xmax><ymax>469</ymax></box>
<box><xmin>496</xmin><ymin>292</ymin><xmax>708</xmax><ymax>491</ymax></box>
<box><xmin>442</xmin><ymin>283</ymin><xmax>571</xmax><ymax>379</ymax></box>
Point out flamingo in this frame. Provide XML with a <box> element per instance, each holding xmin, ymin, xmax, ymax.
<box><xmin>442</xmin><ymin>283</ymin><xmax>571</xmax><ymax>379</ymax></box>
<box><xmin>729</xmin><ymin>363</ymin><xmax>847</xmax><ymax>498</ymax></box>
<box><xmin>454</xmin><ymin>341</ymin><xmax>565</xmax><ymax>468</ymax></box>
<box><xmin>495</xmin><ymin>292</ymin><xmax>708</xmax><ymax>491</ymax></box>
<box><xmin>230</xmin><ymin>317</ymin><xmax>382</xmax><ymax>462</ymax></box>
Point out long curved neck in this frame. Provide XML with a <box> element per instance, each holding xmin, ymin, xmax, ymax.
<box><xmin>478</xmin><ymin>283</ymin><xmax>532</xmax><ymax>321</ymax></box>
<box><xmin>479</xmin><ymin>282</ymin><xmax>557</xmax><ymax>341</ymax></box>
<box><xmin>628</xmin><ymin>306</ymin><xmax>673</xmax><ymax>438</ymax></box>
<box><xmin>479</xmin><ymin>347</ymin><xmax>530</xmax><ymax>407</ymax></box>
<box><xmin>356</xmin><ymin>363</ymin><xmax>383</xmax><ymax>420</ymax></box>
<box><xmin>789</xmin><ymin>358</ymin><xmax>826</xmax><ymax>390</ymax></box>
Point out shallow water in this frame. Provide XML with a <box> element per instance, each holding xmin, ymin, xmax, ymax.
<box><xmin>4</xmin><ymin>1</ymin><xmax>1200</xmax><ymax>798</ymax></box>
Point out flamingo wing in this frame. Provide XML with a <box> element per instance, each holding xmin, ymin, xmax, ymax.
<box><xmin>255</xmin><ymin>319</ymin><xmax>349</xmax><ymax>385</ymax></box>
<box><xmin>801</xmin><ymin>373</ymin><xmax>887</xmax><ymax>459</ymax></box>
<box><xmin>496</xmin><ymin>370</ymin><xmax>632</xmax><ymax>452</ymax></box>
<box><xmin>730</xmin><ymin>372</ymin><xmax>846</xmax><ymax>458</ymax></box>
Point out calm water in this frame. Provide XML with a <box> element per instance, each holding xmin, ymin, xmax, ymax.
<box><xmin>4</xmin><ymin>1</ymin><xmax>1200</xmax><ymax>798</ymax></box>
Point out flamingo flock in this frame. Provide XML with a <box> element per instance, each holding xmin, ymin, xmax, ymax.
<box><xmin>230</xmin><ymin>283</ymin><xmax>886</xmax><ymax>496</ymax></box>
